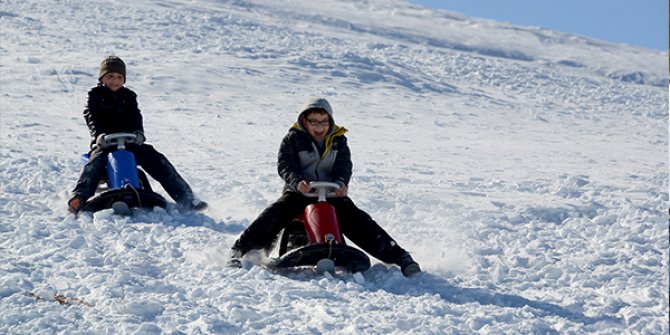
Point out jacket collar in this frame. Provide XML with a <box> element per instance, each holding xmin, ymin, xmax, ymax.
<box><xmin>292</xmin><ymin>123</ymin><xmax>348</xmax><ymax>158</ymax></box>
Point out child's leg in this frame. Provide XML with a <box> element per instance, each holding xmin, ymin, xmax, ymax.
<box><xmin>71</xmin><ymin>151</ymin><xmax>107</xmax><ymax>200</ymax></box>
<box><xmin>130</xmin><ymin>144</ymin><xmax>194</xmax><ymax>203</ymax></box>
<box><xmin>332</xmin><ymin>197</ymin><xmax>408</xmax><ymax>264</ymax></box>
<box><xmin>231</xmin><ymin>192</ymin><xmax>309</xmax><ymax>255</ymax></box>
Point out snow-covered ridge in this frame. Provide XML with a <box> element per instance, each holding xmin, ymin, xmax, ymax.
<box><xmin>0</xmin><ymin>0</ymin><xmax>667</xmax><ymax>334</ymax></box>
<box><xmin>199</xmin><ymin>0</ymin><xmax>668</xmax><ymax>86</ymax></box>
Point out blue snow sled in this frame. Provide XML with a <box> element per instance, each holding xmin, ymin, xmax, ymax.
<box><xmin>81</xmin><ymin>133</ymin><xmax>167</xmax><ymax>213</ymax></box>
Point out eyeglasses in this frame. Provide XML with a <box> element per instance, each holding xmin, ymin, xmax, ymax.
<box><xmin>305</xmin><ymin>119</ymin><xmax>330</xmax><ymax>127</ymax></box>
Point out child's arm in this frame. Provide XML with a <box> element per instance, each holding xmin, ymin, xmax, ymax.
<box><xmin>83</xmin><ymin>90</ymin><xmax>109</xmax><ymax>145</ymax></box>
<box><xmin>125</xmin><ymin>92</ymin><xmax>144</xmax><ymax>133</ymax></box>
<box><xmin>277</xmin><ymin>132</ymin><xmax>306</xmax><ymax>192</ymax></box>
<box><xmin>331</xmin><ymin>136</ymin><xmax>352</xmax><ymax>187</ymax></box>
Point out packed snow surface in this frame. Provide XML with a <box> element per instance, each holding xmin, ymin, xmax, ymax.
<box><xmin>0</xmin><ymin>0</ymin><xmax>667</xmax><ymax>334</ymax></box>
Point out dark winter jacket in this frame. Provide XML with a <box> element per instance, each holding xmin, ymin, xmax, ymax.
<box><xmin>83</xmin><ymin>85</ymin><xmax>144</xmax><ymax>149</ymax></box>
<box><xmin>278</xmin><ymin>124</ymin><xmax>352</xmax><ymax>193</ymax></box>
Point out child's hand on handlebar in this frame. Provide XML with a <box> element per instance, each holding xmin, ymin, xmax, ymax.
<box><xmin>335</xmin><ymin>184</ymin><xmax>348</xmax><ymax>197</ymax></box>
<box><xmin>96</xmin><ymin>133</ymin><xmax>109</xmax><ymax>148</ymax></box>
<box><xmin>298</xmin><ymin>180</ymin><xmax>347</xmax><ymax>197</ymax></box>
<box><xmin>297</xmin><ymin>180</ymin><xmax>311</xmax><ymax>194</ymax></box>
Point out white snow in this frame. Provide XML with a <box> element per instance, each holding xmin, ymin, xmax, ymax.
<box><xmin>0</xmin><ymin>0</ymin><xmax>668</xmax><ymax>334</ymax></box>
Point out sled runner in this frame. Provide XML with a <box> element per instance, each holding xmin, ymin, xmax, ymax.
<box><xmin>273</xmin><ymin>182</ymin><xmax>371</xmax><ymax>274</ymax></box>
<box><xmin>80</xmin><ymin>133</ymin><xmax>167</xmax><ymax>214</ymax></box>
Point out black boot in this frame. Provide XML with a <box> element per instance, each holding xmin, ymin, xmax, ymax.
<box><xmin>398</xmin><ymin>252</ymin><xmax>421</xmax><ymax>277</ymax></box>
<box><xmin>178</xmin><ymin>196</ymin><xmax>208</xmax><ymax>211</ymax></box>
<box><xmin>226</xmin><ymin>248</ymin><xmax>243</xmax><ymax>268</ymax></box>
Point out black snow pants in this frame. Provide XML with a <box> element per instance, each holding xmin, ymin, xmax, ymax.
<box><xmin>72</xmin><ymin>143</ymin><xmax>194</xmax><ymax>203</ymax></box>
<box><xmin>231</xmin><ymin>191</ymin><xmax>408</xmax><ymax>265</ymax></box>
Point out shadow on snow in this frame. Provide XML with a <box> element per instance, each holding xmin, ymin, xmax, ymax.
<box><xmin>370</xmin><ymin>269</ymin><xmax>624</xmax><ymax>327</ymax></box>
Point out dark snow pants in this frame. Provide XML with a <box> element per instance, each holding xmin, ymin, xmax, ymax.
<box><xmin>71</xmin><ymin>143</ymin><xmax>194</xmax><ymax>203</ymax></box>
<box><xmin>231</xmin><ymin>191</ymin><xmax>408</xmax><ymax>265</ymax></box>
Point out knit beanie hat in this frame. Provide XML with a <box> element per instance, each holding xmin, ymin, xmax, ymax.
<box><xmin>98</xmin><ymin>56</ymin><xmax>126</xmax><ymax>83</ymax></box>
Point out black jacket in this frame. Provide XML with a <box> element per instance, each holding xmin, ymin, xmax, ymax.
<box><xmin>278</xmin><ymin>126</ymin><xmax>352</xmax><ymax>193</ymax></box>
<box><xmin>83</xmin><ymin>85</ymin><xmax>144</xmax><ymax>149</ymax></box>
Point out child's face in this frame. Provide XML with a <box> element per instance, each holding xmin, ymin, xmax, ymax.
<box><xmin>302</xmin><ymin>111</ymin><xmax>330</xmax><ymax>142</ymax></box>
<box><xmin>101</xmin><ymin>72</ymin><xmax>124</xmax><ymax>92</ymax></box>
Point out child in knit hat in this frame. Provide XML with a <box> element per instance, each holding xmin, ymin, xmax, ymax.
<box><xmin>67</xmin><ymin>56</ymin><xmax>207</xmax><ymax>213</ymax></box>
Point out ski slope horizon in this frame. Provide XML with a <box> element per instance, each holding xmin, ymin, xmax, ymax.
<box><xmin>410</xmin><ymin>0</ymin><xmax>669</xmax><ymax>52</ymax></box>
<box><xmin>0</xmin><ymin>0</ymin><xmax>668</xmax><ymax>334</ymax></box>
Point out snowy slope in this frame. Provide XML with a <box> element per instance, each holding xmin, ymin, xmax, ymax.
<box><xmin>0</xmin><ymin>0</ymin><xmax>668</xmax><ymax>334</ymax></box>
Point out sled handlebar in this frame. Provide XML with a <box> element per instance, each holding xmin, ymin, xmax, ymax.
<box><xmin>103</xmin><ymin>133</ymin><xmax>138</xmax><ymax>150</ymax></box>
<box><xmin>304</xmin><ymin>181</ymin><xmax>341</xmax><ymax>201</ymax></box>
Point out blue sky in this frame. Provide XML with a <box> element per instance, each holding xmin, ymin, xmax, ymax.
<box><xmin>410</xmin><ymin>0</ymin><xmax>668</xmax><ymax>51</ymax></box>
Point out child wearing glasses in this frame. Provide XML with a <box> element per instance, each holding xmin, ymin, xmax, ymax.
<box><xmin>228</xmin><ymin>97</ymin><xmax>420</xmax><ymax>277</ymax></box>
<box><xmin>67</xmin><ymin>56</ymin><xmax>207</xmax><ymax>213</ymax></box>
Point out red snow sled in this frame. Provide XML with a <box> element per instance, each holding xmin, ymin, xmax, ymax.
<box><xmin>81</xmin><ymin>133</ymin><xmax>167</xmax><ymax>214</ymax></box>
<box><xmin>273</xmin><ymin>182</ymin><xmax>371</xmax><ymax>274</ymax></box>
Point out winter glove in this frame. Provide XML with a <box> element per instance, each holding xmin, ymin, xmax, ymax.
<box><xmin>95</xmin><ymin>133</ymin><xmax>109</xmax><ymax>149</ymax></box>
<box><xmin>133</xmin><ymin>131</ymin><xmax>146</xmax><ymax>145</ymax></box>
